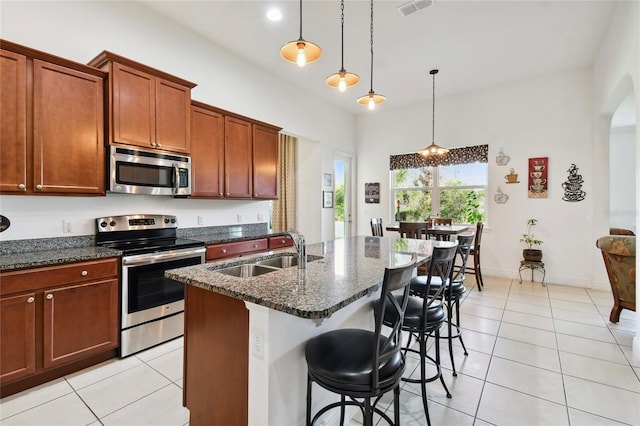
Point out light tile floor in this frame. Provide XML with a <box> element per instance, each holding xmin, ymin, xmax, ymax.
<box><xmin>1</xmin><ymin>276</ymin><xmax>639</xmax><ymax>425</ymax></box>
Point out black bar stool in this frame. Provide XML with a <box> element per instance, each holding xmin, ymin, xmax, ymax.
<box><xmin>305</xmin><ymin>253</ymin><xmax>418</xmax><ymax>426</ymax></box>
<box><xmin>383</xmin><ymin>245</ymin><xmax>457</xmax><ymax>426</ymax></box>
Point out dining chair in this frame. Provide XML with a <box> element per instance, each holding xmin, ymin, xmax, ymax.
<box><xmin>305</xmin><ymin>254</ymin><xmax>418</xmax><ymax>426</ymax></box>
<box><xmin>382</xmin><ymin>245</ymin><xmax>457</xmax><ymax>426</ymax></box>
<box><xmin>399</xmin><ymin>222</ymin><xmax>428</xmax><ymax>239</ymax></box>
<box><xmin>596</xmin><ymin>235</ymin><xmax>636</xmax><ymax>322</ymax></box>
<box><xmin>429</xmin><ymin>218</ymin><xmax>452</xmax><ymax>240</ymax></box>
<box><xmin>370</xmin><ymin>218</ymin><xmax>384</xmax><ymax>237</ymax></box>
<box><xmin>464</xmin><ymin>222</ymin><xmax>485</xmax><ymax>291</ymax></box>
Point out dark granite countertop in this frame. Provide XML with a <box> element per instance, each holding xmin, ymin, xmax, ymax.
<box><xmin>0</xmin><ymin>246</ymin><xmax>122</xmax><ymax>271</ymax></box>
<box><xmin>166</xmin><ymin>236</ymin><xmax>456</xmax><ymax>320</ymax></box>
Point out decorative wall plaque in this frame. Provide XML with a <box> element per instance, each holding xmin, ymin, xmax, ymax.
<box><xmin>496</xmin><ymin>147</ymin><xmax>511</xmax><ymax>166</ymax></box>
<box><xmin>562</xmin><ymin>163</ymin><xmax>586</xmax><ymax>202</ymax></box>
<box><xmin>365</xmin><ymin>183</ymin><xmax>380</xmax><ymax>203</ymax></box>
<box><xmin>494</xmin><ymin>186</ymin><xmax>509</xmax><ymax>204</ymax></box>
<box><xmin>528</xmin><ymin>157</ymin><xmax>548</xmax><ymax>198</ymax></box>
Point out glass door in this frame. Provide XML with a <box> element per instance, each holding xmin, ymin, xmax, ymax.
<box><xmin>334</xmin><ymin>152</ymin><xmax>353</xmax><ymax>239</ymax></box>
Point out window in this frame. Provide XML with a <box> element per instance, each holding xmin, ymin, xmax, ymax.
<box><xmin>390</xmin><ymin>145</ymin><xmax>488</xmax><ymax>224</ymax></box>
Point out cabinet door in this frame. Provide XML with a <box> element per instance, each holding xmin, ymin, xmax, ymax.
<box><xmin>190</xmin><ymin>106</ymin><xmax>224</xmax><ymax>197</ymax></box>
<box><xmin>252</xmin><ymin>124</ymin><xmax>279</xmax><ymax>199</ymax></box>
<box><xmin>0</xmin><ymin>293</ymin><xmax>36</xmax><ymax>383</ymax></box>
<box><xmin>112</xmin><ymin>62</ymin><xmax>155</xmax><ymax>149</ymax></box>
<box><xmin>43</xmin><ymin>279</ymin><xmax>118</xmax><ymax>369</ymax></box>
<box><xmin>0</xmin><ymin>49</ymin><xmax>27</xmax><ymax>193</ymax></box>
<box><xmin>224</xmin><ymin>116</ymin><xmax>253</xmax><ymax>198</ymax></box>
<box><xmin>33</xmin><ymin>60</ymin><xmax>105</xmax><ymax>194</ymax></box>
<box><xmin>155</xmin><ymin>78</ymin><xmax>191</xmax><ymax>153</ymax></box>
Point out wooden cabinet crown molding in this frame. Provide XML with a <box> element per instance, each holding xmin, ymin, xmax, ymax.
<box><xmin>87</xmin><ymin>50</ymin><xmax>196</xmax><ymax>89</ymax></box>
<box><xmin>0</xmin><ymin>39</ymin><xmax>106</xmax><ymax>79</ymax></box>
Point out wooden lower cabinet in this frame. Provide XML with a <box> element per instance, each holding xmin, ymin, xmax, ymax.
<box><xmin>184</xmin><ymin>285</ymin><xmax>248</xmax><ymax>425</ymax></box>
<box><xmin>0</xmin><ymin>293</ymin><xmax>36</xmax><ymax>383</ymax></box>
<box><xmin>0</xmin><ymin>258</ymin><xmax>119</xmax><ymax>397</ymax></box>
<box><xmin>206</xmin><ymin>239</ymin><xmax>268</xmax><ymax>262</ymax></box>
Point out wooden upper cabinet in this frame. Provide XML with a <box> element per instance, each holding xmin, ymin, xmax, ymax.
<box><xmin>224</xmin><ymin>116</ymin><xmax>253</xmax><ymax>198</ymax></box>
<box><xmin>33</xmin><ymin>60</ymin><xmax>104</xmax><ymax>194</ymax></box>
<box><xmin>89</xmin><ymin>51</ymin><xmax>196</xmax><ymax>154</ymax></box>
<box><xmin>252</xmin><ymin>124</ymin><xmax>279</xmax><ymax>199</ymax></box>
<box><xmin>190</xmin><ymin>103</ymin><xmax>224</xmax><ymax>198</ymax></box>
<box><xmin>0</xmin><ymin>40</ymin><xmax>106</xmax><ymax>195</ymax></box>
<box><xmin>0</xmin><ymin>49</ymin><xmax>27</xmax><ymax>193</ymax></box>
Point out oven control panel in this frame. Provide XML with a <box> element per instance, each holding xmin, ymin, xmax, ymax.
<box><xmin>96</xmin><ymin>214</ymin><xmax>178</xmax><ymax>232</ymax></box>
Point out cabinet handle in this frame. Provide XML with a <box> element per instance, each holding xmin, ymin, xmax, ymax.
<box><xmin>156</xmin><ymin>143</ymin><xmax>162</xmax><ymax>148</ymax></box>
<box><xmin>36</xmin><ymin>184</ymin><xmax>43</xmax><ymax>190</ymax></box>
<box><xmin>221</xmin><ymin>249</ymin><xmax>227</xmax><ymax>253</ymax></box>
<box><xmin>81</xmin><ymin>270</ymin><xmax>88</xmax><ymax>276</ymax></box>
<box><xmin>253</xmin><ymin>244</ymin><xmax>258</xmax><ymax>248</ymax></box>
<box><xmin>46</xmin><ymin>294</ymin><xmax>53</xmax><ymax>300</ymax></box>
<box><xmin>27</xmin><ymin>297</ymin><xmax>35</xmax><ymax>303</ymax></box>
<box><xmin>281</xmin><ymin>240</ymin><xmax>286</xmax><ymax>244</ymax></box>
<box><xmin>18</xmin><ymin>183</ymin><xmax>26</xmax><ymax>190</ymax></box>
<box><xmin>151</xmin><ymin>142</ymin><xmax>156</xmax><ymax>147</ymax></box>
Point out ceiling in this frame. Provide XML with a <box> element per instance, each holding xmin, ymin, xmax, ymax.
<box><xmin>138</xmin><ymin>0</ymin><xmax>617</xmax><ymax>115</ymax></box>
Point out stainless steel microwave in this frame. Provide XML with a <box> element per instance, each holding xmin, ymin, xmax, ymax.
<box><xmin>109</xmin><ymin>146</ymin><xmax>191</xmax><ymax>196</ymax></box>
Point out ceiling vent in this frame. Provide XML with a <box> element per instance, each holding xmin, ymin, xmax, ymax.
<box><xmin>397</xmin><ymin>0</ymin><xmax>433</xmax><ymax>17</ymax></box>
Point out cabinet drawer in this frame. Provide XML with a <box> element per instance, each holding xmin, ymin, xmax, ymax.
<box><xmin>1</xmin><ymin>258</ymin><xmax>119</xmax><ymax>295</ymax></box>
<box><xmin>268</xmin><ymin>236</ymin><xmax>294</xmax><ymax>249</ymax></box>
<box><xmin>206</xmin><ymin>239</ymin><xmax>268</xmax><ymax>261</ymax></box>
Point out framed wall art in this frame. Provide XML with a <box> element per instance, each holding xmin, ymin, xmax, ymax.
<box><xmin>322</xmin><ymin>191</ymin><xmax>334</xmax><ymax>208</ymax></box>
<box><xmin>364</xmin><ymin>183</ymin><xmax>380</xmax><ymax>203</ymax></box>
<box><xmin>528</xmin><ymin>157</ymin><xmax>548</xmax><ymax>198</ymax></box>
<box><xmin>323</xmin><ymin>173</ymin><xmax>333</xmax><ymax>187</ymax></box>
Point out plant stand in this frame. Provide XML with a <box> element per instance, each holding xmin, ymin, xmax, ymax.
<box><xmin>519</xmin><ymin>260</ymin><xmax>546</xmax><ymax>286</ymax></box>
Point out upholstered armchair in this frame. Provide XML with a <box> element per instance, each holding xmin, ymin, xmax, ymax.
<box><xmin>595</xmin><ymin>235</ymin><xmax>636</xmax><ymax>323</ymax></box>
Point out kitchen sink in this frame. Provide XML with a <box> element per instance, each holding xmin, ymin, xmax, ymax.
<box><xmin>254</xmin><ymin>254</ymin><xmax>323</xmax><ymax>269</ymax></box>
<box><xmin>216</xmin><ymin>264</ymin><xmax>279</xmax><ymax>278</ymax></box>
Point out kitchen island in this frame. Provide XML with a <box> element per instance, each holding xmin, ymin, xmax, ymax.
<box><xmin>166</xmin><ymin>235</ymin><xmax>454</xmax><ymax>425</ymax></box>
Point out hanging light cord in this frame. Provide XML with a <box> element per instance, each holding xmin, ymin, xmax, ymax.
<box><xmin>369</xmin><ymin>0</ymin><xmax>374</xmax><ymax>92</ymax></box>
<box><xmin>340</xmin><ymin>0</ymin><xmax>345</xmax><ymax>69</ymax></box>
<box><xmin>432</xmin><ymin>72</ymin><xmax>436</xmax><ymax>143</ymax></box>
<box><xmin>298</xmin><ymin>0</ymin><xmax>303</xmax><ymax>39</ymax></box>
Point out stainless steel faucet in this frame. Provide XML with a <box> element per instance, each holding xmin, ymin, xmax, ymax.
<box><xmin>286</xmin><ymin>230</ymin><xmax>307</xmax><ymax>269</ymax></box>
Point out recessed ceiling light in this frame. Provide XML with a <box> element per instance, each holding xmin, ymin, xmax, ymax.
<box><xmin>267</xmin><ymin>8</ymin><xmax>282</xmax><ymax>21</ymax></box>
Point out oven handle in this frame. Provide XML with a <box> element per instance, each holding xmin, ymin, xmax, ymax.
<box><xmin>122</xmin><ymin>247</ymin><xmax>205</xmax><ymax>266</ymax></box>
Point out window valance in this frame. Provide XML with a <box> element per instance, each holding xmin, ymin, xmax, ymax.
<box><xmin>390</xmin><ymin>144</ymin><xmax>488</xmax><ymax>170</ymax></box>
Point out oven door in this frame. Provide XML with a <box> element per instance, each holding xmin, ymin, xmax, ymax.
<box><xmin>121</xmin><ymin>247</ymin><xmax>205</xmax><ymax>328</ymax></box>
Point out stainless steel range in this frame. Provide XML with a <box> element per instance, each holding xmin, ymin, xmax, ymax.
<box><xmin>96</xmin><ymin>214</ymin><xmax>205</xmax><ymax>357</ymax></box>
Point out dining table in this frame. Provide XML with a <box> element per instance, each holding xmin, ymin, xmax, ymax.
<box><xmin>385</xmin><ymin>222</ymin><xmax>470</xmax><ymax>241</ymax></box>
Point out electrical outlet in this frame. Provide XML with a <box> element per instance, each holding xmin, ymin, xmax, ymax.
<box><xmin>257</xmin><ymin>213</ymin><xmax>264</xmax><ymax>222</ymax></box>
<box><xmin>62</xmin><ymin>220</ymin><xmax>73</xmax><ymax>233</ymax></box>
<box><xmin>197</xmin><ymin>215</ymin><xmax>204</xmax><ymax>225</ymax></box>
<box><xmin>251</xmin><ymin>328</ymin><xmax>265</xmax><ymax>359</ymax></box>
<box><xmin>237</xmin><ymin>214</ymin><xmax>242</xmax><ymax>223</ymax></box>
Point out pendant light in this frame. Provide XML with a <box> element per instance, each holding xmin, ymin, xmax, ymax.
<box><xmin>326</xmin><ymin>0</ymin><xmax>359</xmax><ymax>92</ymax></box>
<box><xmin>280</xmin><ymin>0</ymin><xmax>322</xmax><ymax>67</ymax></box>
<box><xmin>418</xmin><ymin>69</ymin><xmax>449</xmax><ymax>156</ymax></box>
<box><xmin>357</xmin><ymin>0</ymin><xmax>386</xmax><ymax>110</ymax></box>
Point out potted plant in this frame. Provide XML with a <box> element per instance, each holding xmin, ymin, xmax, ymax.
<box><xmin>521</xmin><ymin>218</ymin><xmax>543</xmax><ymax>261</ymax></box>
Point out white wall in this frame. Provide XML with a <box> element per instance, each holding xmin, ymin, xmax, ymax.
<box><xmin>0</xmin><ymin>0</ymin><xmax>355</xmax><ymax>243</ymax></box>
<box><xmin>356</xmin><ymin>69</ymin><xmax>596</xmax><ymax>288</ymax></box>
<box><xmin>610</xmin><ymin>126</ymin><xmax>637</xmax><ymax>232</ymax></box>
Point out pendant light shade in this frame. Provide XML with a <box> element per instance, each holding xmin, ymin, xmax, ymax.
<box><xmin>326</xmin><ymin>0</ymin><xmax>359</xmax><ymax>92</ymax></box>
<box><xmin>418</xmin><ymin>69</ymin><xmax>448</xmax><ymax>156</ymax></box>
<box><xmin>280</xmin><ymin>0</ymin><xmax>322</xmax><ymax>67</ymax></box>
<box><xmin>358</xmin><ymin>0</ymin><xmax>385</xmax><ymax>109</ymax></box>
